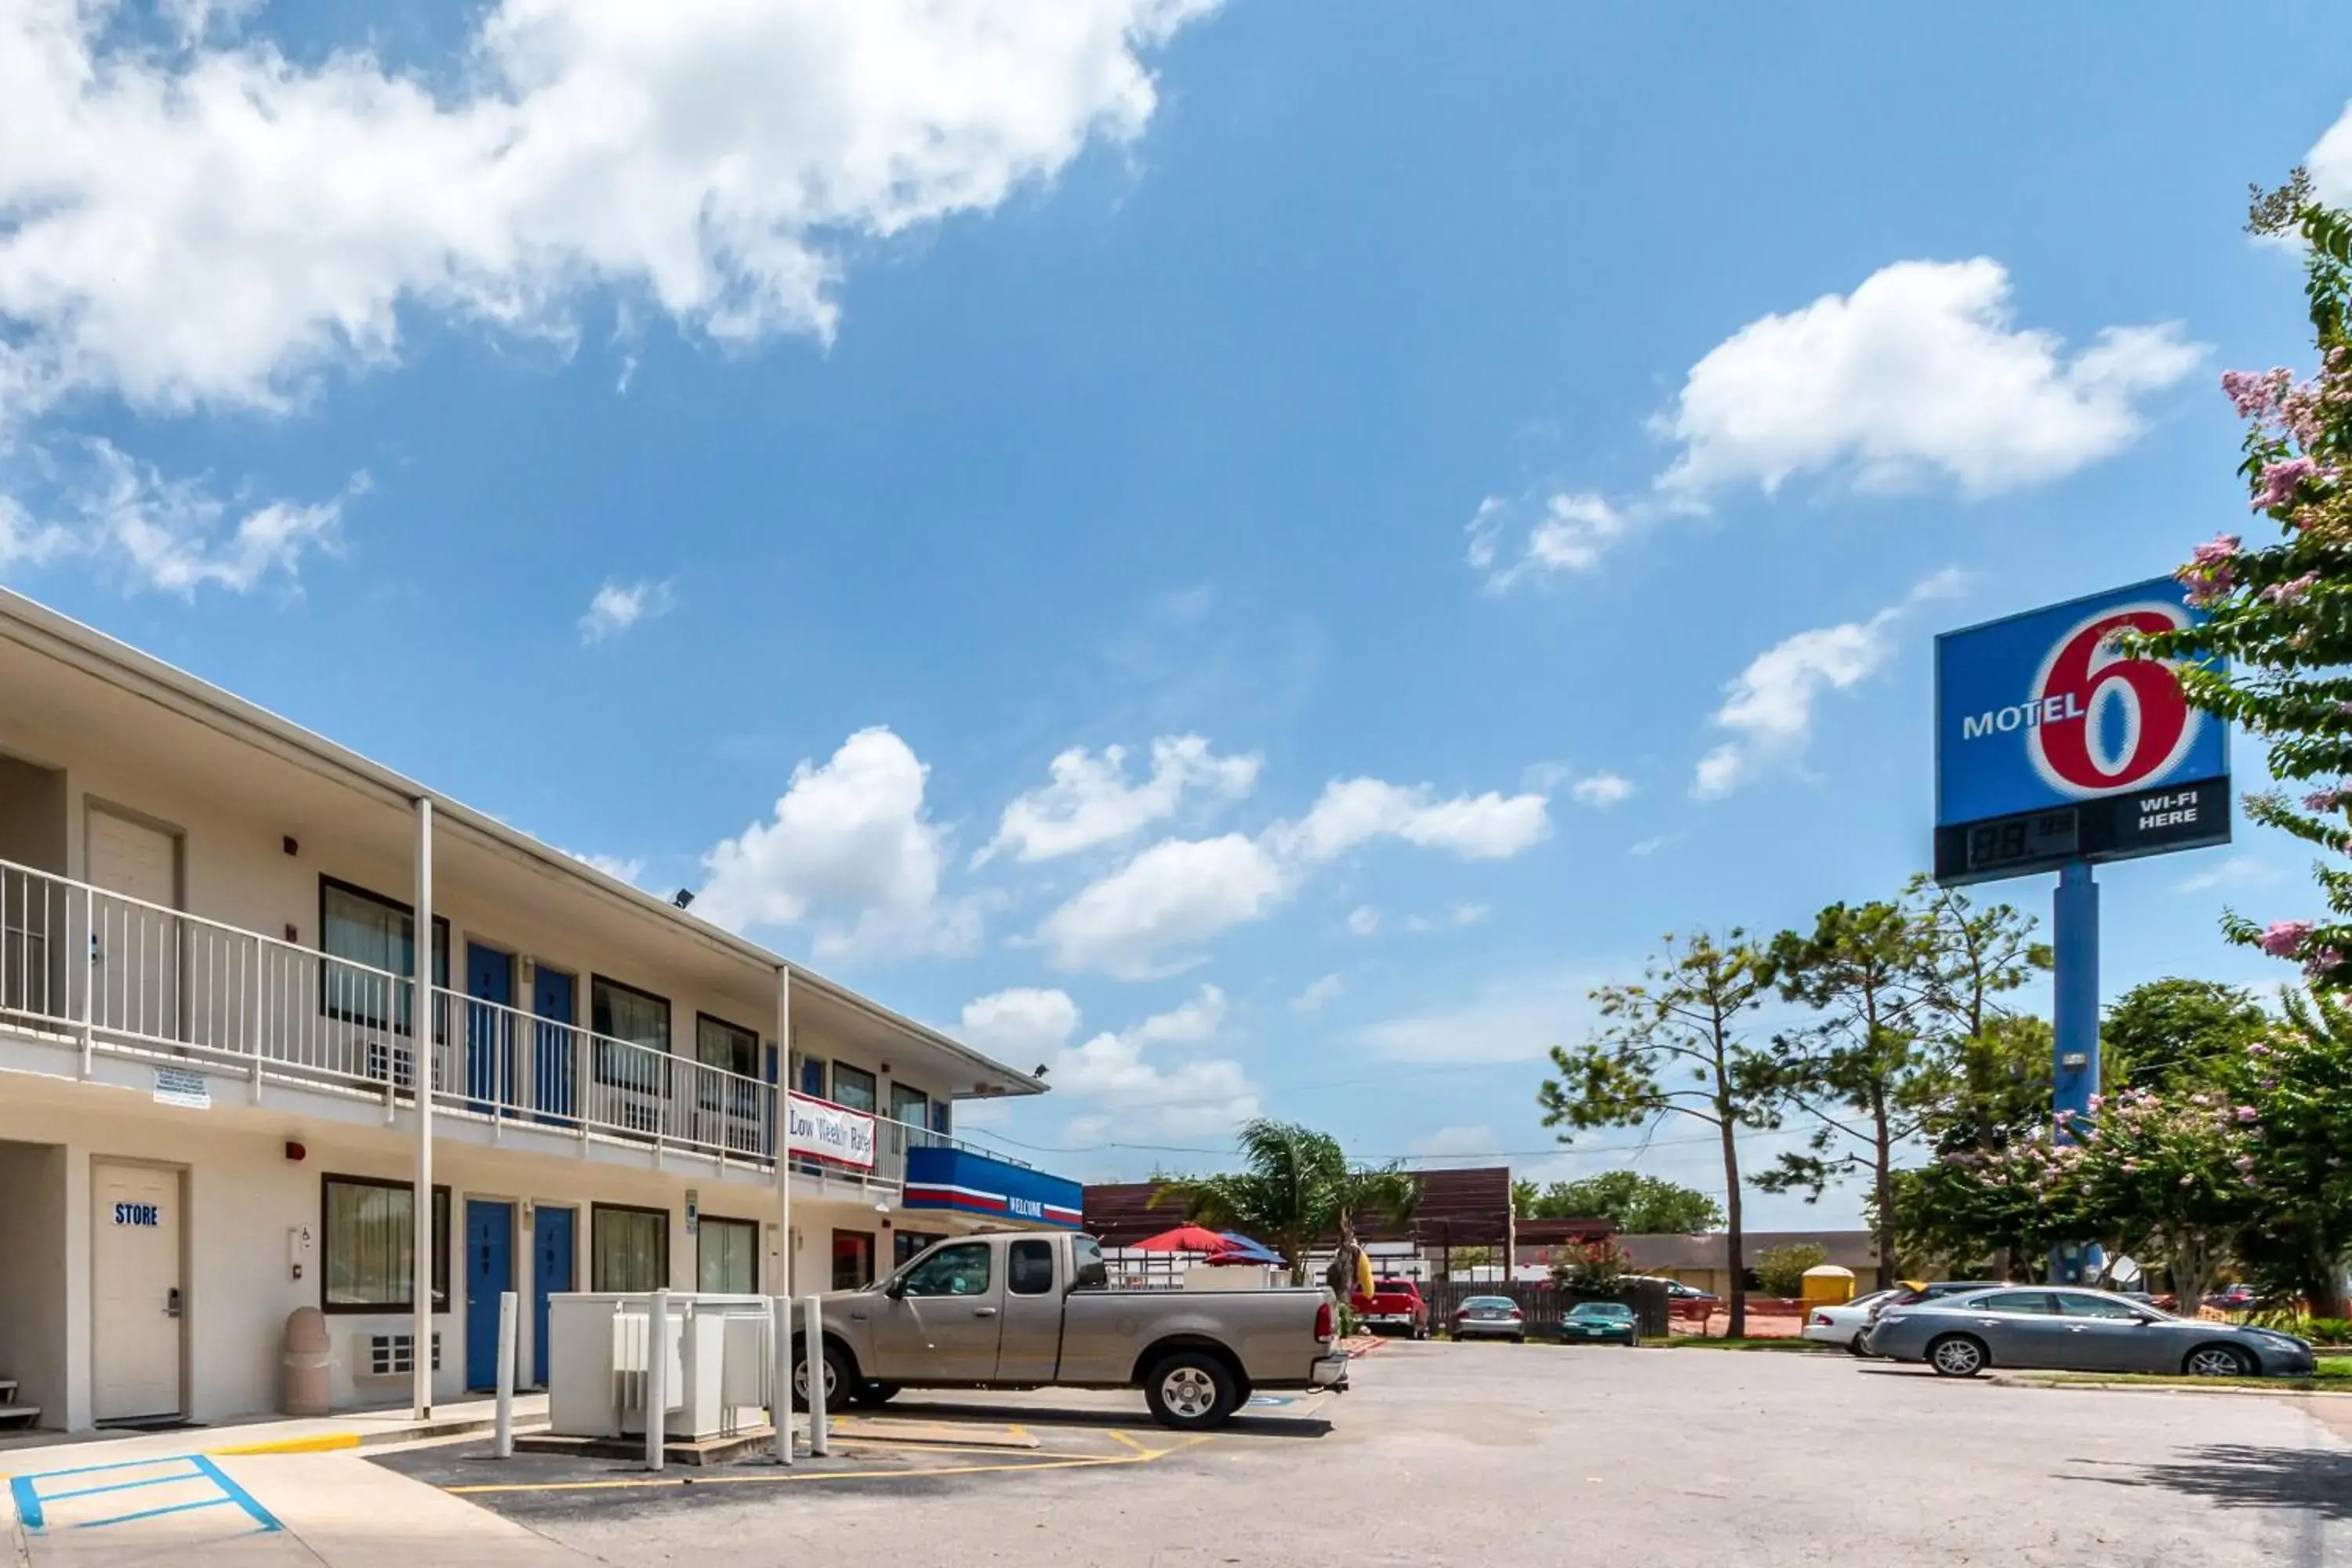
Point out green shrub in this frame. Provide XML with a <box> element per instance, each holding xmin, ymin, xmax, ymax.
<box><xmin>1751</xmin><ymin>1243</ymin><xmax>1828</xmax><ymax>1298</ymax></box>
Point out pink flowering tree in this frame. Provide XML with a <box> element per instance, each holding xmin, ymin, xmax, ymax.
<box><xmin>2131</xmin><ymin>172</ymin><xmax>2352</xmax><ymax>985</ymax></box>
<box><xmin>2057</xmin><ymin>1090</ymin><xmax>2259</xmax><ymax>1310</ymax></box>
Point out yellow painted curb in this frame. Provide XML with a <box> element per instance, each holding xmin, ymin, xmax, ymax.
<box><xmin>209</xmin><ymin>1433</ymin><xmax>363</xmax><ymax>1456</ymax></box>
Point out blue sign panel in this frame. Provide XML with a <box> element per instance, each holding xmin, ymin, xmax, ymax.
<box><xmin>1933</xmin><ymin>578</ymin><xmax>2228</xmax><ymax>884</ymax></box>
<box><xmin>902</xmin><ymin>1146</ymin><xmax>1084</xmax><ymax>1229</ymax></box>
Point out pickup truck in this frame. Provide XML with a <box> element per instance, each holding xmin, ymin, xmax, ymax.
<box><xmin>793</xmin><ymin>1231</ymin><xmax>1347</xmax><ymax>1430</ymax></box>
<box><xmin>1351</xmin><ymin>1277</ymin><xmax>1430</xmax><ymax>1339</ymax></box>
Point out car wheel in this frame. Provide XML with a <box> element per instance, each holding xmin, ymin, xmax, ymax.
<box><xmin>1144</xmin><ymin>1351</ymin><xmax>1240</xmax><ymax>1432</ymax></box>
<box><xmin>1846</xmin><ymin>1337</ymin><xmax>1870</xmax><ymax>1358</ymax></box>
<box><xmin>790</xmin><ymin>1337</ymin><xmax>857</xmax><ymax>1412</ymax></box>
<box><xmin>2184</xmin><ymin>1345</ymin><xmax>2256</xmax><ymax>1378</ymax></box>
<box><xmin>1926</xmin><ymin>1334</ymin><xmax>1987</xmax><ymax>1378</ymax></box>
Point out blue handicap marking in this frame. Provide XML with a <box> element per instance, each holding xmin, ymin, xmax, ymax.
<box><xmin>7</xmin><ymin>1453</ymin><xmax>280</xmax><ymax>1534</ymax></box>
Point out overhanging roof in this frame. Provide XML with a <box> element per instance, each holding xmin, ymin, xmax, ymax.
<box><xmin>0</xmin><ymin>588</ymin><xmax>1044</xmax><ymax>1099</ymax></box>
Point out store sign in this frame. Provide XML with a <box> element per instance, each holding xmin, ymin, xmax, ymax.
<box><xmin>786</xmin><ymin>1094</ymin><xmax>876</xmax><ymax>1170</ymax></box>
<box><xmin>1934</xmin><ymin>578</ymin><xmax>2229</xmax><ymax>885</ymax></box>
<box><xmin>112</xmin><ymin>1202</ymin><xmax>162</xmax><ymax>1227</ymax></box>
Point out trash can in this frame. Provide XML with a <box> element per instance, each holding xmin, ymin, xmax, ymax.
<box><xmin>282</xmin><ymin>1307</ymin><xmax>332</xmax><ymax>1417</ymax></box>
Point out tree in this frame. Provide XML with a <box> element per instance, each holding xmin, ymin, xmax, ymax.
<box><xmin>1907</xmin><ymin>874</ymin><xmax>2053</xmax><ymax>1157</ymax></box>
<box><xmin>2103</xmin><ymin>978</ymin><xmax>2271</xmax><ymax>1092</ymax></box>
<box><xmin>1549</xmin><ymin>1239</ymin><xmax>1632</xmax><ymax>1296</ymax></box>
<box><xmin>1751</xmin><ymin>1243</ymin><xmax>1827</xmax><ymax>1298</ymax></box>
<box><xmin>2132</xmin><ymin>172</ymin><xmax>2352</xmax><ymax>987</ymax></box>
<box><xmin>1761</xmin><ymin>899</ymin><xmax>1940</xmax><ymax>1291</ymax></box>
<box><xmin>1152</xmin><ymin>1119</ymin><xmax>1417</xmax><ymax>1290</ymax></box>
<box><xmin>2223</xmin><ymin>990</ymin><xmax>2352</xmax><ymax>1316</ymax></box>
<box><xmin>1323</xmin><ymin>1163</ymin><xmax>1421</xmax><ymax>1301</ymax></box>
<box><xmin>1537</xmin><ymin>931</ymin><xmax>1778</xmax><ymax>1336</ymax></box>
<box><xmin>1513</xmin><ymin>1171</ymin><xmax>1722</xmax><ymax>1234</ymax></box>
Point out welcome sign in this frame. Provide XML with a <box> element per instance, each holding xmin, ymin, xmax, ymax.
<box><xmin>786</xmin><ymin>1093</ymin><xmax>876</xmax><ymax>1170</ymax></box>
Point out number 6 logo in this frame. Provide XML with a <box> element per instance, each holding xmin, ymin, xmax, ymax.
<box><xmin>2027</xmin><ymin>602</ymin><xmax>2201</xmax><ymax>798</ymax></box>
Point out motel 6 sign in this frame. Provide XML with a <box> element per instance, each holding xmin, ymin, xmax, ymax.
<box><xmin>1934</xmin><ymin>578</ymin><xmax>2230</xmax><ymax>887</ymax></box>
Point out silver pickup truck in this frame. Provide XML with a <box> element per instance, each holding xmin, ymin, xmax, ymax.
<box><xmin>791</xmin><ymin>1230</ymin><xmax>1347</xmax><ymax>1429</ymax></box>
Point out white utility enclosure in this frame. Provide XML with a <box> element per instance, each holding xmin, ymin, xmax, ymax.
<box><xmin>546</xmin><ymin>1293</ymin><xmax>777</xmax><ymax>1441</ymax></box>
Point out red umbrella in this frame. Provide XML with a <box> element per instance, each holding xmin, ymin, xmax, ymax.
<box><xmin>1131</xmin><ymin>1223</ymin><xmax>1232</xmax><ymax>1253</ymax></box>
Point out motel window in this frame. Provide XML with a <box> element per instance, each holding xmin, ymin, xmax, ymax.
<box><xmin>890</xmin><ymin>1083</ymin><xmax>929</xmax><ymax>1135</ymax></box>
<box><xmin>590</xmin><ymin>977</ymin><xmax>670</xmax><ymax>1101</ymax></box>
<box><xmin>593</xmin><ymin>1203</ymin><xmax>670</xmax><ymax>1292</ymax></box>
<box><xmin>697</xmin><ymin>1216</ymin><xmax>759</xmax><ymax>1294</ymax></box>
<box><xmin>830</xmin><ymin>1062</ymin><xmax>877</xmax><ymax>1113</ymax></box>
<box><xmin>318</xmin><ymin>878</ymin><xmax>448</xmax><ymax>1033</ymax></box>
<box><xmin>321</xmin><ymin>1174</ymin><xmax>449</xmax><ymax>1312</ymax></box>
<box><xmin>695</xmin><ymin>1014</ymin><xmax>760</xmax><ymax>1079</ymax></box>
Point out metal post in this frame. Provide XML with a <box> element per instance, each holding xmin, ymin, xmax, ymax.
<box><xmin>412</xmin><ymin>797</ymin><xmax>435</xmax><ymax>1420</ymax></box>
<box><xmin>494</xmin><ymin>1290</ymin><xmax>518</xmax><ymax>1459</ymax></box>
<box><xmin>645</xmin><ymin>1289</ymin><xmax>669</xmax><ymax>1472</ymax></box>
<box><xmin>770</xmin><ymin>1295</ymin><xmax>794</xmax><ymax>1466</ymax></box>
<box><xmin>801</xmin><ymin>1295</ymin><xmax>828</xmax><ymax>1456</ymax></box>
<box><xmin>775</xmin><ymin>965</ymin><xmax>793</xmax><ymax>1305</ymax></box>
<box><xmin>2050</xmin><ymin>860</ymin><xmax>2103</xmax><ymax>1286</ymax></box>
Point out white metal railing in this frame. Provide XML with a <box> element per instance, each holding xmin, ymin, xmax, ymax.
<box><xmin>0</xmin><ymin>857</ymin><xmax>1001</xmax><ymax>1189</ymax></box>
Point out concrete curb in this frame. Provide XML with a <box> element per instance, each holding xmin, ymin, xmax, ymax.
<box><xmin>1989</xmin><ymin>1373</ymin><xmax>2352</xmax><ymax>1399</ymax></box>
<box><xmin>213</xmin><ymin>1415</ymin><xmax>550</xmax><ymax>1456</ymax></box>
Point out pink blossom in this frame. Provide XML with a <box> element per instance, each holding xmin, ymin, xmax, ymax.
<box><xmin>2259</xmin><ymin>919</ymin><xmax>2316</xmax><ymax>957</ymax></box>
<box><xmin>2263</xmin><ymin>572</ymin><xmax>2321</xmax><ymax>605</ymax></box>
<box><xmin>2235</xmin><ymin>1155</ymin><xmax>2256</xmax><ymax>1171</ymax></box>
<box><xmin>2248</xmin><ymin>1040</ymin><xmax>2272</xmax><ymax>1056</ymax></box>
<box><xmin>2253</xmin><ymin>457</ymin><xmax>2325</xmax><ymax>511</ymax></box>
<box><xmin>2122</xmin><ymin>1160</ymin><xmax>2140</xmax><ymax>1173</ymax></box>
<box><xmin>2223</xmin><ymin>368</ymin><xmax>2292</xmax><ymax>418</ymax></box>
<box><xmin>2307</xmin><ymin>946</ymin><xmax>2347</xmax><ymax>980</ymax></box>
<box><xmin>2086</xmin><ymin>1094</ymin><xmax>2103</xmax><ymax>1110</ymax></box>
<box><xmin>2191</xmin><ymin>535</ymin><xmax>2243</xmax><ymax>565</ymax></box>
<box><xmin>2303</xmin><ymin>786</ymin><xmax>2351</xmax><ymax>813</ymax></box>
<box><xmin>2235</xmin><ymin>1105</ymin><xmax>2259</xmax><ymax>1122</ymax></box>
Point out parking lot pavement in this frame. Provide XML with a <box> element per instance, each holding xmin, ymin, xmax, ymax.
<box><xmin>372</xmin><ymin>1345</ymin><xmax>2352</xmax><ymax>1566</ymax></box>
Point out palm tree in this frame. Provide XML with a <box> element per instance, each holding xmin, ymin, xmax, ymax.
<box><xmin>1323</xmin><ymin>1163</ymin><xmax>1421</xmax><ymax>1300</ymax></box>
<box><xmin>1154</xmin><ymin>1119</ymin><xmax>1417</xmax><ymax>1287</ymax></box>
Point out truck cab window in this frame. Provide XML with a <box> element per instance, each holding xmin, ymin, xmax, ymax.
<box><xmin>902</xmin><ymin>1242</ymin><xmax>991</xmax><ymax>1297</ymax></box>
<box><xmin>1008</xmin><ymin>1240</ymin><xmax>1055</xmax><ymax>1295</ymax></box>
<box><xmin>1070</xmin><ymin>1235</ymin><xmax>1108</xmax><ymax>1290</ymax></box>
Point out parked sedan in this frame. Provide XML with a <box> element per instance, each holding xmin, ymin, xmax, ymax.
<box><xmin>1803</xmin><ymin>1289</ymin><xmax>1899</xmax><ymax>1354</ymax></box>
<box><xmin>1866</xmin><ymin>1287</ymin><xmax>2317</xmax><ymax>1379</ymax></box>
<box><xmin>1453</xmin><ymin>1295</ymin><xmax>1527</xmax><ymax>1342</ymax></box>
<box><xmin>1559</xmin><ymin>1302</ymin><xmax>1639</xmax><ymax>1346</ymax></box>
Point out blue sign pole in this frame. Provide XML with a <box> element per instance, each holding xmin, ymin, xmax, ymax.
<box><xmin>2049</xmin><ymin>859</ymin><xmax>2102</xmax><ymax>1286</ymax></box>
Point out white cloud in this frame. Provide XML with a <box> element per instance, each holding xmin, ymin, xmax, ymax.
<box><xmin>1570</xmin><ymin>772</ymin><xmax>1635</xmax><ymax>808</ymax></box>
<box><xmin>1691</xmin><ymin>570</ymin><xmax>1964</xmax><ymax>799</ymax></box>
<box><xmin>2176</xmin><ymin>855</ymin><xmax>2281</xmax><ymax>895</ymax></box>
<box><xmin>959</xmin><ymin>987</ymin><xmax>1081</xmax><ymax>1063</ymax></box>
<box><xmin>1</xmin><ymin>439</ymin><xmax>354</xmax><ymax>595</ymax></box>
<box><xmin>697</xmin><ymin>727</ymin><xmax>978</xmax><ymax>961</ymax></box>
<box><xmin>1289</xmin><ymin>973</ymin><xmax>1343</xmax><ymax>1014</ymax></box>
<box><xmin>1657</xmin><ymin>259</ymin><xmax>2203</xmax><ymax>499</ymax></box>
<box><xmin>0</xmin><ymin>0</ymin><xmax>1218</xmax><ymax>423</ymax></box>
<box><xmin>1472</xmin><ymin>491</ymin><xmax>1635</xmax><ymax>590</ymax></box>
<box><xmin>1271</xmin><ymin>779</ymin><xmax>1552</xmax><ymax>863</ymax></box>
<box><xmin>1628</xmin><ymin>833</ymin><xmax>1679</xmax><ymax>858</ymax></box>
<box><xmin>1036</xmin><ymin>833</ymin><xmax>1290</xmax><ymax>979</ymax></box>
<box><xmin>1135</xmin><ymin>984</ymin><xmax>1228</xmax><ymax>1044</ymax></box>
<box><xmin>976</xmin><ymin>735</ymin><xmax>1259</xmax><ymax>866</ymax></box>
<box><xmin>2314</xmin><ymin>103</ymin><xmax>2352</xmax><ymax>207</ymax></box>
<box><xmin>579</xmin><ymin>579</ymin><xmax>675</xmax><ymax>644</ymax></box>
<box><xmin>1403</xmin><ymin>902</ymin><xmax>1490</xmax><ymax>934</ymax></box>
<box><xmin>1407</xmin><ymin>1125</ymin><xmax>1503</xmax><ymax>1166</ymax></box>
<box><xmin>1345</xmin><ymin>905</ymin><xmax>1381</xmax><ymax>937</ymax></box>
<box><xmin>1356</xmin><ymin>971</ymin><xmax>1606</xmax><ymax>1065</ymax></box>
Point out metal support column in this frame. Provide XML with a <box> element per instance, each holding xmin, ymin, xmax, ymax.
<box><xmin>412</xmin><ymin>797</ymin><xmax>435</xmax><ymax>1419</ymax></box>
<box><xmin>775</xmin><ymin>964</ymin><xmax>793</xmax><ymax>1301</ymax></box>
<box><xmin>2049</xmin><ymin>860</ymin><xmax>2103</xmax><ymax>1287</ymax></box>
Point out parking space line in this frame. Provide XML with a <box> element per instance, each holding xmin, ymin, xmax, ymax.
<box><xmin>8</xmin><ymin>1453</ymin><xmax>281</xmax><ymax>1535</ymax></box>
<box><xmin>1102</xmin><ymin>1430</ymin><xmax>1153</xmax><ymax>1457</ymax></box>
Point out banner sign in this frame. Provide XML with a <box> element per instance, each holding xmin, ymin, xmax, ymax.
<box><xmin>786</xmin><ymin>1093</ymin><xmax>875</xmax><ymax>1170</ymax></box>
<box><xmin>1934</xmin><ymin>577</ymin><xmax>2229</xmax><ymax>885</ymax></box>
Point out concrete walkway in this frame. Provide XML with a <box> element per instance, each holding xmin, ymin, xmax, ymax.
<box><xmin>2</xmin><ymin>1400</ymin><xmax>594</xmax><ymax>1566</ymax></box>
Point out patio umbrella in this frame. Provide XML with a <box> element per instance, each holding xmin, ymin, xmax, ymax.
<box><xmin>1211</xmin><ymin>1232</ymin><xmax>1283</xmax><ymax>1265</ymax></box>
<box><xmin>1131</xmin><ymin>1223</ymin><xmax>1233</xmax><ymax>1253</ymax></box>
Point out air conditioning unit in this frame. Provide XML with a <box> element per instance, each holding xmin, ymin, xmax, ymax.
<box><xmin>363</xmin><ymin>1332</ymin><xmax>441</xmax><ymax>1377</ymax></box>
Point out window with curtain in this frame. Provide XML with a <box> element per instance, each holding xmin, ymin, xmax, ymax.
<box><xmin>318</xmin><ymin>879</ymin><xmax>448</xmax><ymax>1032</ymax></box>
<box><xmin>697</xmin><ymin>1217</ymin><xmax>759</xmax><ymax>1294</ymax></box>
<box><xmin>590</xmin><ymin>977</ymin><xmax>670</xmax><ymax>1096</ymax></box>
<box><xmin>830</xmin><ymin>1062</ymin><xmax>877</xmax><ymax>1112</ymax></box>
<box><xmin>890</xmin><ymin>1083</ymin><xmax>929</xmax><ymax>1137</ymax></box>
<box><xmin>592</xmin><ymin>1204</ymin><xmax>670</xmax><ymax>1292</ymax></box>
<box><xmin>321</xmin><ymin>1175</ymin><xmax>448</xmax><ymax>1311</ymax></box>
<box><xmin>696</xmin><ymin>1015</ymin><xmax>759</xmax><ymax>1078</ymax></box>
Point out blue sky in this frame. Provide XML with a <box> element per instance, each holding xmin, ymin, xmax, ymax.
<box><xmin>6</xmin><ymin>2</ymin><xmax>2352</xmax><ymax>1225</ymax></box>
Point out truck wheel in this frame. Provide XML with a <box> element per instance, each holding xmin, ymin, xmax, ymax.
<box><xmin>1144</xmin><ymin>1352</ymin><xmax>1239</xmax><ymax>1432</ymax></box>
<box><xmin>791</xmin><ymin>1338</ymin><xmax>858</xmax><ymax>1412</ymax></box>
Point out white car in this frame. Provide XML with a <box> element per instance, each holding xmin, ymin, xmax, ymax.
<box><xmin>1802</xmin><ymin>1289</ymin><xmax>1897</xmax><ymax>1354</ymax></box>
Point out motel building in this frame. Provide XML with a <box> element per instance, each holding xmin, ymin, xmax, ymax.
<box><xmin>0</xmin><ymin>589</ymin><xmax>1084</xmax><ymax>1433</ymax></box>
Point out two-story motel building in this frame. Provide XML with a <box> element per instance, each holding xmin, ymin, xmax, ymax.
<box><xmin>0</xmin><ymin>589</ymin><xmax>1082</xmax><ymax>1432</ymax></box>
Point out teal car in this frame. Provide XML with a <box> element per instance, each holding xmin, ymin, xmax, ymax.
<box><xmin>1560</xmin><ymin>1302</ymin><xmax>1639</xmax><ymax>1346</ymax></box>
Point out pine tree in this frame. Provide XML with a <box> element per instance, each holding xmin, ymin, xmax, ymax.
<box><xmin>2136</xmin><ymin>171</ymin><xmax>2352</xmax><ymax>985</ymax></box>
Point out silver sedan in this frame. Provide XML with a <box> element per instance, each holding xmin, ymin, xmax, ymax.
<box><xmin>1864</xmin><ymin>1287</ymin><xmax>2316</xmax><ymax>1379</ymax></box>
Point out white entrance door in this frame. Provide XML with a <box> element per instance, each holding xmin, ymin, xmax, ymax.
<box><xmin>85</xmin><ymin>809</ymin><xmax>180</xmax><ymax>1042</ymax></box>
<box><xmin>93</xmin><ymin>1161</ymin><xmax>183</xmax><ymax>1421</ymax></box>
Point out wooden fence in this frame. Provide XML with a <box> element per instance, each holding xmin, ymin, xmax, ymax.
<box><xmin>1422</xmin><ymin>1279</ymin><xmax>1671</xmax><ymax>1339</ymax></box>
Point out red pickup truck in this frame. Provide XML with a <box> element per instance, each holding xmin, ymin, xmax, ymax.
<box><xmin>1351</xmin><ymin>1277</ymin><xmax>1430</xmax><ymax>1338</ymax></box>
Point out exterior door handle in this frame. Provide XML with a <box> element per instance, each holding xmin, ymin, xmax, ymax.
<box><xmin>166</xmin><ymin>1287</ymin><xmax>183</xmax><ymax>1319</ymax></box>
<box><xmin>973</xmin><ymin>1307</ymin><xmax>999</xmax><ymax>1318</ymax></box>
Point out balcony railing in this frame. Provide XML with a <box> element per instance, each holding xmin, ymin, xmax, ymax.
<box><xmin>0</xmin><ymin>857</ymin><xmax>996</xmax><ymax>1185</ymax></box>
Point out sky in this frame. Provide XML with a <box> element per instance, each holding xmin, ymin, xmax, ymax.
<box><xmin>5</xmin><ymin>2</ymin><xmax>2352</xmax><ymax>1228</ymax></box>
